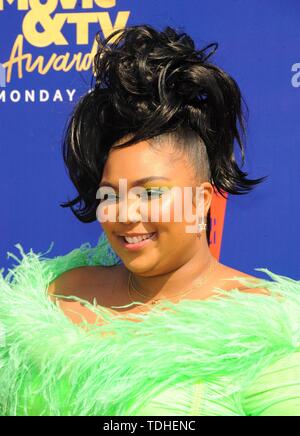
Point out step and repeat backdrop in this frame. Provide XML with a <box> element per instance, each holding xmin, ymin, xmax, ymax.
<box><xmin>0</xmin><ymin>0</ymin><xmax>299</xmax><ymax>278</ymax></box>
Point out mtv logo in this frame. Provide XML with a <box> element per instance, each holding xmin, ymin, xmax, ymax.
<box><xmin>0</xmin><ymin>64</ymin><xmax>6</xmax><ymax>87</ymax></box>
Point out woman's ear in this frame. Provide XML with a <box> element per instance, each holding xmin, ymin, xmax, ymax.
<box><xmin>193</xmin><ymin>182</ymin><xmax>214</xmax><ymax>218</ymax></box>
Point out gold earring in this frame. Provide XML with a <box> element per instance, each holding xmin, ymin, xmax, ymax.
<box><xmin>197</xmin><ymin>222</ymin><xmax>207</xmax><ymax>232</ymax></box>
<box><xmin>197</xmin><ymin>216</ymin><xmax>207</xmax><ymax>234</ymax></box>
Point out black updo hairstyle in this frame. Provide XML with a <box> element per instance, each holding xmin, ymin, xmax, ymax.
<box><xmin>61</xmin><ymin>24</ymin><xmax>267</xmax><ymax>245</ymax></box>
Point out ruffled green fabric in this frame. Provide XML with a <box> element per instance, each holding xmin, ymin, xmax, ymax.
<box><xmin>0</xmin><ymin>233</ymin><xmax>300</xmax><ymax>416</ymax></box>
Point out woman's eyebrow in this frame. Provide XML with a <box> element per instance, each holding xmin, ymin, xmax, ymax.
<box><xmin>99</xmin><ymin>176</ymin><xmax>171</xmax><ymax>189</ymax></box>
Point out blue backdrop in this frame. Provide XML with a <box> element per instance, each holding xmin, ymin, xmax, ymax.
<box><xmin>0</xmin><ymin>0</ymin><xmax>299</xmax><ymax>279</ymax></box>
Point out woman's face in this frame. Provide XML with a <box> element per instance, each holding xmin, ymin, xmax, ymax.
<box><xmin>98</xmin><ymin>137</ymin><xmax>213</xmax><ymax>276</ymax></box>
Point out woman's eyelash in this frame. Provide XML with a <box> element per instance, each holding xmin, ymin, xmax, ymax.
<box><xmin>144</xmin><ymin>189</ymin><xmax>165</xmax><ymax>198</ymax></box>
<box><xmin>98</xmin><ymin>189</ymin><xmax>165</xmax><ymax>202</ymax></box>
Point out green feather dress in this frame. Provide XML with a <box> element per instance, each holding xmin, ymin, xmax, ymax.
<box><xmin>1</xmin><ymin>233</ymin><xmax>300</xmax><ymax>416</ymax></box>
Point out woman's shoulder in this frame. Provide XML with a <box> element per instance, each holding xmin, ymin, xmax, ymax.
<box><xmin>47</xmin><ymin>263</ymin><xmax>127</xmax><ymax>326</ymax></box>
<box><xmin>211</xmin><ymin>262</ymin><xmax>271</xmax><ymax>296</ymax></box>
<box><xmin>47</xmin><ymin>260</ymin><xmax>270</xmax><ymax>306</ymax></box>
<box><xmin>48</xmin><ymin>263</ymin><xmax>124</xmax><ymax>300</ymax></box>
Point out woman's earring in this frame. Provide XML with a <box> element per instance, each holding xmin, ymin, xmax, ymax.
<box><xmin>197</xmin><ymin>216</ymin><xmax>207</xmax><ymax>237</ymax></box>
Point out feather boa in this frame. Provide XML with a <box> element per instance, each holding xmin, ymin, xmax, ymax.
<box><xmin>0</xmin><ymin>233</ymin><xmax>300</xmax><ymax>416</ymax></box>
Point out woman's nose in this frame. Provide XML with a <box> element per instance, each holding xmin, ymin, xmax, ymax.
<box><xmin>118</xmin><ymin>197</ymin><xmax>143</xmax><ymax>223</ymax></box>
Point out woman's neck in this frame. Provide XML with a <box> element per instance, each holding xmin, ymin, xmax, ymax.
<box><xmin>129</xmin><ymin>240</ymin><xmax>218</xmax><ymax>300</ymax></box>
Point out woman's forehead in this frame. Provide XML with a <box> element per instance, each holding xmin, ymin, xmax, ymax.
<box><xmin>104</xmin><ymin>139</ymin><xmax>193</xmax><ymax>182</ymax></box>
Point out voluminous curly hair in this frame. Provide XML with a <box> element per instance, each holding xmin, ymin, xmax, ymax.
<box><xmin>60</xmin><ymin>24</ymin><xmax>267</xmax><ymax>244</ymax></box>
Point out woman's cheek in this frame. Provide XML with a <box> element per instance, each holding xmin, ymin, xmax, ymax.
<box><xmin>146</xmin><ymin>193</ymin><xmax>174</xmax><ymax>224</ymax></box>
<box><xmin>96</xmin><ymin>203</ymin><xmax>118</xmax><ymax>227</ymax></box>
<box><xmin>163</xmin><ymin>190</ymin><xmax>185</xmax><ymax>224</ymax></box>
<box><xmin>163</xmin><ymin>190</ymin><xmax>197</xmax><ymax>234</ymax></box>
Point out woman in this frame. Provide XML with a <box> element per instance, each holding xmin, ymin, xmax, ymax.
<box><xmin>1</xmin><ymin>24</ymin><xmax>300</xmax><ymax>416</ymax></box>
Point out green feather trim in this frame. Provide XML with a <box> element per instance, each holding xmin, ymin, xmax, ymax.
<box><xmin>0</xmin><ymin>234</ymin><xmax>300</xmax><ymax>415</ymax></box>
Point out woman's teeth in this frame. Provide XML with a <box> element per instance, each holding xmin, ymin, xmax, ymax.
<box><xmin>124</xmin><ymin>233</ymin><xmax>156</xmax><ymax>244</ymax></box>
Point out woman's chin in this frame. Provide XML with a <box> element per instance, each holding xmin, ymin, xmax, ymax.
<box><xmin>122</xmin><ymin>254</ymin><xmax>160</xmax><ymax>275</ymax></box>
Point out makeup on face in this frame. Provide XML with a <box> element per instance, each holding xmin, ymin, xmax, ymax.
<box><xmin>102</xmin><ymin>179</ymin><xmax>174</xmax><ymax>251</ymax></box>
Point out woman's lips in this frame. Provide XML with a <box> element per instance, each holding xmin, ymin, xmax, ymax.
<box><xmin>117</xmin><ymin>232</ymin><xmax>158</xmax><ymax>251</ymax></box>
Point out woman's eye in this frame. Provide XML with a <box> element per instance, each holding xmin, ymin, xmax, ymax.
<box><xmin>143</xmin><ymin>189</ymin><xmax>165</xmax><ymax>200</ymax></box>
<box><xmin>100</xmin><ymin>193</ymin><xmax>119</xmax><ymax>202</ymax></box>
<box><xmin>98</xmin><ymin>189</ymin><xmax>166</xmax><ymax>203</ymax></box>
